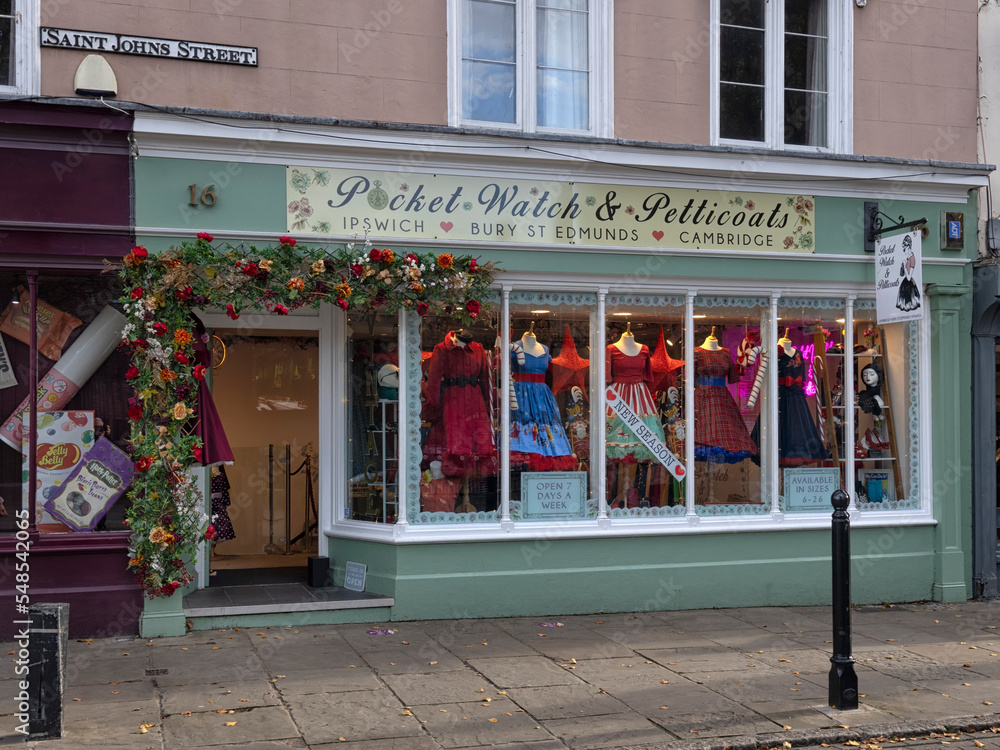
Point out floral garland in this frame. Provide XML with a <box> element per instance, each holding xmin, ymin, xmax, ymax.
<box><xmin>119</xmin><ymin>233</ymin><xmax>495</xmax><ymax>597</ymax></box>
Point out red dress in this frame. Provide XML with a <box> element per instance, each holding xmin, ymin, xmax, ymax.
<box><xmin>422</xmin><ymin>333</ymin><xmax>499</xmax><ymax>478</ymax></box>
<box><xmin>693</xmin><ymin>346</ymin><xmax>756</xmax><ymax>462</ymax></box>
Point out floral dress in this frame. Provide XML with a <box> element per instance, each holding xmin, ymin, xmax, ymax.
<box><xmin>509</xmin><ymin>346</ymin><xmax>576</xmax><ymax>471</ymax></box>
<box><xmin>693</xmin><ymin>346</ymin><xmax>756</xmax><ymax>463</ymax></box>
<box><xmin>605</xmin><ymin>344</ymin><xmax>667</xmax><ymax>464</ymax></box>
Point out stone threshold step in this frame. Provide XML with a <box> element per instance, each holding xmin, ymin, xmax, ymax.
<box><xmin>183</xmin><ymin>583</ymin><xmax>394</xmax><ymax>618</ymax></box>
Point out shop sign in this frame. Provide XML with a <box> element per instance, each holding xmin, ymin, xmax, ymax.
<box><xmin>41</xmin><ymin>27</ymin><xmax>258</xmax><ymax>66</ymax></box>
<box><xmin>783</xmin><ymin>468</ymin><xmax>841</xmax><ymax>513</ymax></box>
<box><xmin>286</xmin><ymin>167</ymin><xmax>816</xmax><ymax>253</ymax></box>
<box><xmin>875</xmin><ymin>230</ymin><xmax>923</xmax><ymax>325</ymax></box>
<box><xmin>520</xmin><ymin>472</ymin><xmax>587</xmax><ymax>520</ymax></box>
<box><xmin>345</xmin><ymin>561</ymin><xmax>367</xmax><ymax>592</ymax></box>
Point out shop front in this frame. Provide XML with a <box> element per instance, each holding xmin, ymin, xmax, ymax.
<box><xmin>0</xmin><ymin>102</ymin><xmax>137</xmax><ymax>639</ymax></box>
<box><xmin>132</xmin><ymin>113</ymin><xmax>985</xmax><ymax>632</ymax></box>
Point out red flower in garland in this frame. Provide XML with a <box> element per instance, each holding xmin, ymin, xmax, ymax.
<box><xmin>274</xmin><ymin>304</ymin><xmax>289</xmax><ymax>315</ymax></box>
<box><xmin>125</xmin><ymin>366</ymin><xmax>140</xmax><ymax>380</ymax></box>
<box><xmin>197</xmin><ymin>232</ymin><xmax>214</xmax><ymax>242</ymax></box>
<box><xmin>132</xmin><ymin>338</ymin><xmax>149</xmax><ymax>350</ymax></box>
<box><xmin>336</xmin><ymin>299</ymin><xmax>348</xmax><ymax>311</ymax></box>
<box><xmin>174</xmin><ymin>351</ymin><xmax>190</xmax><ymax>365</ymax></box>
<box><xmin>466</xmin><ymin>299</ymin><xmax>481</xmax><ymax>318</ymax></box>
<box><xmin>205</xmin><ymin>525</ymin><xmax>216</xmax><ymax>540</ymax></box>
<box><xmin>131</xmin><ymin>245</ymin><xmax>148</xmax><ymax>260</ymax></box>
<box><xmin>152</xmin><ymin>323</ymin><xmax>168</xmax><ymax>337</ymax></box>
<box><xmin>225</xmin><ymin>304</ymin><xmax>239</xmax><ymax>320</ymax></box>
<box><xmin>416</xmin><ymin>301</ymin><xmax>429</xmax><ymax>317</ymax></box>
<box><xmin>130</xmin><ymin>287</ymin><xmax>143</xmax><ymax>299</ymax></box>
<box><xmin>350</xmin><ymin>264</ymin><xmax>363</xmax><ymax>277</ymax></box>
<box><xmin>134</xmin><ymin>456</ymin><xmax>153</xmax><ymax>471</ymax></box>
<box><xmin>175</xmin><ymin>286</ymin><xmax>193</xmax><ymax>301</ymax></box>
<box><xmin>469</xmin><ymin>258</ymin><xmax>478</xmax><ymax>271</ymax></box>
<box><xmin>193</xmin><ymin>445</ymin><xmax>203</xmax><ymax>462</ymax></box>
<box><xmin>242</xmin><ymin>262</ymin><xmax>259</xmax><ymax>277</ymax></box>
<box><xmin>127</xmin><ymin>404</ymin><xmax>143</xmax><ymax>420</ymax></box>
<box><xmin>369</xmin><ymin>248</ymin><xmax>383</xmax><ymax>262</ymax></box>
<box><xmin>405</xmin><ymin>253</ymin><xmax>419</xmax><ymax>265</ymax></box>
<box><xmin>193</xmin><ymin>364</ymin><xmax>207</xmax><ymax>381</ymax></box>
<box><xmin>279</xmin><ymin>235</ymin><xmax>296</xmax><ymax>246</ymax></box>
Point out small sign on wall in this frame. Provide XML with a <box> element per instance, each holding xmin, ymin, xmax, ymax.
<box><xmin>344</xmin><ymin>561</ymin><xmax>367</xmax><ymax>592</ymax></box>
<box><xmin>783</xmin><ymin>468</ymin><xmax>841</xmax><ymax>513</ymax></box>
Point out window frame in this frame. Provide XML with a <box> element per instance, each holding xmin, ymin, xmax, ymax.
<box><xmin>446</xmin><ymin>0</ymin><xmax>614</xmax><ymax>139</ymax></box>
<box><xmin>0</xmin><ymin>0</ymin><xmax>39</xmax><ymax>97</ymax></box>
<box><xmin>709</xmin><ymin>0</ymin><xmax>852</xmax><ymax>154</ymax></box>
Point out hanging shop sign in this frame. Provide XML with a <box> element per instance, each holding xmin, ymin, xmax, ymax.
<box><xmin>286</xmin><ymin>167</ymin><xmax>816</xmax><ymax>253</ymax></box>
<box><xmin>41</xmin><ymin>27</ymin><xmax>258</xmax><ymax>66</ymax></box>
<box><xmin>520</xmin><ymin>472</ymin><xmax>588</xmax><ymax>520</ymax></box>
<box><xmin>876</xmin><ymin>230</ymin><xmax>923</xmax><ymax>325</ymax></box>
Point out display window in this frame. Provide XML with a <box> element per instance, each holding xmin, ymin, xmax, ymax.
<box><xmin>358</xmin><ymin>290</ymin><xmax>924</xmax><ymax>529</ymax></box>
<box><xmin>411</xmin><ymin>310</ymin><xmax>501</xmax><ymax>522</ymax></box>
<box><xmin>508</xmin><ymin>292</ymin><xmax>596</xmax><ymax>522</ymax></box>
<box><xmin>604</xmin><ymin>295</ymin><xmax>686</xmax><ymax>518</ymax></box>
<box><xmin>691</xmin><ymin>297</ymin><xmax>770</xmax><ymax>515</ymax></box>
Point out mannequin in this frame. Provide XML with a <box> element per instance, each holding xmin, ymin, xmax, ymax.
<box><xmin>520</xmin><ymin>321</ymin><xmax>545</xmax><ymax>358</ymax></box>
<box><xmin>613</xmin><ymin>322</ymin><xmax>642</xmax><ymax>356</ymax></box>
<box><xmin>700</xmin><ymin>326</ymin><xmax>721</xmax><ymax>351</ymax></box>
<box><xmin>777</xmin><ymin>328</ymin><xmax>794</xmax><ymax>356</ymax></box>
<box><xmin>858</xmin><ymin>363</ymin><xmax>885</xmax><ymax>415</ymax></box>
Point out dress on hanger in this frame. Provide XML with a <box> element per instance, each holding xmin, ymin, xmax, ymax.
<box><xmin>751</xmin><ymin>348</ymin><xmax>829</xmax><ymax>465</ymax></box>
<box><xmin>605</xmin><ymin>344</ymin><xmax>667</xmax><ymax>463</ymax></box>
<box><xmin>422</xmin><ymin>332</ymin><xmax>499</xmax><ymax>478</ymax></box>
<box><xmin>509</xmin><ymin>345</ymin><xmax>577</xmax><ymax>471</ymax></box>
<box><xmin>693</xmin><ymin>346</ymin><xmax>756</xmax><ymax>463</ymax></box>
<box><xmin>209</xmin><ymin>470</ymin><xmax>236</xmax><ymax>542</ymax></box>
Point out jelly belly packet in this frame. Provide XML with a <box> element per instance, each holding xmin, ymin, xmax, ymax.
<box><xmin>0</xmin><ymin>286</ymin><xmax>82</xmax><ymax>361</ymax></box>
<box><xmin>44</xmin><ymin>437</ymin><xmax>134</xmax><ymax>531</ymax></box>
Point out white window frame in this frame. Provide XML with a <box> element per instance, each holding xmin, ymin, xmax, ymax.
<box><xmin>0</xmin><ymin>0</ymin><xmax>39</xmax><ymax>96</ymax></box>
<box><xmin>710</xmin><ymin>0</ymin><xmax>852</xmax><ymax>154</ymax></box>
<box><xmin>447</xmin><ymin>0</ymin><xmax>614</xmax><ymax>139</ymax></box>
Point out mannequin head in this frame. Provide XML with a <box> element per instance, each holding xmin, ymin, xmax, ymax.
<box><xmin>860</xmin><ymin>363</ymin><xmax>881</xmax><ymax>389</ymax></box>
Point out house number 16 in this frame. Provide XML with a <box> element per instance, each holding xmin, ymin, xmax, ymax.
<box><xmin>188</xmin><ymin>184</ymin><xmax>218</xmax><ymax>207</ymax></box>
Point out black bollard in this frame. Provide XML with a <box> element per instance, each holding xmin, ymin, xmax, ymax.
<box><xmin>828</xmin><ymin>489</ymin><xmax>858</xmax><ymax>709</ymax></box>
<box><xmin>29</xmin><ymin>603</ymin><xmax>69</xmax><ymax>739</ymax></box>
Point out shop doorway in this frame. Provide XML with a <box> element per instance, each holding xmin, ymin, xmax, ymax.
<box><xmin>206</xmin><ymin>330</ymin><xmax>319</xmax><ymax>586</ymax></box>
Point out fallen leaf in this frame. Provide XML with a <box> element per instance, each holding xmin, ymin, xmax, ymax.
<box><xmin>225</xmin><ymin>721</ymin><xmax>237</xmax><ymax>726</ymax></box>
<box><xmin>439</xmin><ymin>709</ymin><xmax>447</xmax><ymax>713</ymax></box>
<box><xmin>275</xmin><ymin>675</ymin><xmax>285</xmax><ymax>679</ymax></box>
<box><xmin>779</xmin><ymin>658</ymin><xmax>791</xmax><ymax>662</ymax></box>
<box><xmin>476</xmin><ymin>689</ymin><xmax>485</xmax><ymax>693</ymax></box>
<box><xmin>139</xmin><ymin>726</ymin><xmax>148</xmax><ymax>734</ymax></box>
<box><xmin>974</xmin><ymin>742</ymin><xmax>985</xmax><ymax>748</ymax></box>
<box><xmin>73</xmin><ymin>698</ymin><xmax>82</xmax><ymax>702</ymax></box>
<box><xmin>784</xmin><ymin>725</ymin><xmax>793</xmax><ymax>730</ymax></box>
<box><xmin>429</xmin><ymin>661</ymin><xmax>438</xmax><ymax>665</ymax></box>
<box><xmin>660</xmin><ymin>706</ymin><xmax>669</xmax><ymax>710</ymax></box>
<box><xmin>401</xmin><ymin>710</ymin><xmax>413</xmax><ymax>716</ymax></box>
<box><xmin>111</xmin><ymin>691</ymin><xmax>119</xmax><ymax>695</ymax></box>
<box><xmin>240</xmin><ymin>699</ymin><xmax>249</xmax><ymax>703</ymax></box>
<box><xmin>489</xmin><ymin>718</ymin><xmax>498</xmax><ymax>722</ymax></box>
<box><xmin>569</xmin><ymin>658</ymin><xmax>577</xmax><ymax>664</ymax></box>
<box><xmin>985</xmin><ymin>701</ymin><xmax>994</xmax><ymax>706</ymax></box>
<box><xmin>886</xmin><ymin>639</ymin><xmax>895</xmax><ymax>642</ymax></box>
<box><xmin>181</xmin><ymin>712</ymin><xmax>191</xmax><ymax>716</ymax></box>
<box><xmin>497</xmin><ymin>691</ymin><xmax>506</xmax><ymax>695</ymax></box>
<box><xmin>661</xmin><ymin>680</ymin><xmax>669</xmax><ymax>684</ymax></box>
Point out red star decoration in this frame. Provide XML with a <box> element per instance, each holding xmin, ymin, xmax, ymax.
<box><xmin>551</xmin><ymin>324</ymin><xmax>589</xmax><ymax>394</ymax></box>
<box><xmin>650</xmin><ymin>326</ymin><xmax>684</xmax><ymax>392</ymax></box>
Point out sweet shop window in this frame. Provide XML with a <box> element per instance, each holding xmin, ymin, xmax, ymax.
<box><xmin>508</xmin><ymin>292</ymin><xmax>596</xmax><ymax>522</ymax></box>
<box><xmin>345</xmin><ymin>312</ymin><xmax>401</xmax><ymax>524</ymax></box>
<box><xmin>604</xmin><ymin>295</ymin><xmax>686</xmax><ymax>518</ymax></box>
<box><xmin>412</xmin><ymin>312</ymin><xmax>501</xmax><ymax>522</ymax></box>
<box><xmin>691</xmin><ymin>297</ymin><xmax>770</xmax><ymax>515</ymax></box>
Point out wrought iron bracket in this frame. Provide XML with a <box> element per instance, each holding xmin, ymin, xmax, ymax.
<box><xmin>864</xmin><ymin>201</ymin><xmax>927</xmax><ymax>253</ymax></box>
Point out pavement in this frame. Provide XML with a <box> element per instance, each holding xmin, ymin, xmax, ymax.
<box><xmin>2</xmin><ymin>599</ymin><xmax>1000</xmax><ymax>749</ymax></box>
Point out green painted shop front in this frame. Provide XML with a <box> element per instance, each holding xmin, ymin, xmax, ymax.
<box><xmin>130</xmin><ymin>122</ymin><xmax>983</xmax><ymax>634</ymax></box>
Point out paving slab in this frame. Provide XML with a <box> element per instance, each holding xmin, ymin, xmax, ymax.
<box><xmin>62</xmin><ymin>678</ymin><xmax>156</xmax><ymax>706</ymax></box>
<box><xmin>360</xmin><ymin>645</ymin><xmax>468</xmax><ymax>674</ymax></box>
<box><xmin>148</xmin><ymin>644</ymin><xmax>269</xmax><ymax>686</ymax></box>
<box><xmin>411</xmin><ymin>697</ymin><xmax>549</xmax><ymax>748</ymax></box>
<box><xmin>382</xmin><ymin>668</ymin><xmax>496</xmax><ymax>705</ymax></box>
<box><xmin>541</xmin><ymin>711</ymin><xmax>673</xmax><ymax>749</ymax></box>
<box><xmin>701</xmin><ymin>671</ymin><xmax>827</xmax><ymax>703</ymax></box>
<box><xmin>161</xmin><ymin>704</ymin><xmax>300</xmax><ymax>747</ymax></box>
<box><xmin>64</xmin><ymin>650</ymin><xmax>150</xmax><ymax>686</ymax></box>
<box><xmin>505</xmin><ymin>683</ymin><xmax>629</xmax><ymax>719</ymax></box>
<box><xmin>638</xmin><ymin>646</ymin><xmax>784</xmax><ymax>675</ymax></box>
<box><xmin>159</xmin><ymin>678</ymin><xmax>281</xmax><ymax>714</ymax></box>
<box><xmin>525</xmin><ymin>634</ymin><xmax>638</xmax><ymax>661</ymax></box>
<box><xmin>273</xmin><ymin>666</ymin><xmax>381</xmax><ymax>695</ymax></box>
<box><xmin>288</xmin><ymin>688</ymin><xmax>424</xmax><ymax>744</ymax></box>
<box><xmin>313</xmin><ymin>738</ymin><xmax>441</xmax><ymax>750</ymax></box>
<box><xmin>566</xmin><ymin>656</ymin><xmax>677</xmax><ymax>686</ymax></box>
<box><xmin>467</xmin><ymin>656</ymin><xmax>582</xmax><ymax>688</ymax></box>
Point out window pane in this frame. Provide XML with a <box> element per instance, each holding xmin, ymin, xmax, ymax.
<box><xmin>784</xmin><ymin>90</ymin><xmax>827</xmax><ymax>147</ymax></box>
<box><xmin>463</xmin><ymin>0</ymin><xmax>515</xmax><ymax>63</ymax></box>
<box><xmin>509</xmin><ymin>299</ymin><xmax>595</xmax><ymax>522</ymax></box>
<box><xmin>785</xmin><ymin>35</ymin><xmax>827</xmax><ymax>92</ymax></box>
<box><xmin>0</xmin><ymin>15</ymin><xmax>12</xmax><ymax>87</ymax></box>
<box><xmin>720</xmin><ymin>26</ymin><xmax>764</xmax><ymax>86</ymax></box>
<box><xmin>347</xmin><ymin>313</ymin><xmax>399</xmax><ymax>524</ymax></box>
<box><xmin>692</xmin><ymin>300</ymin><xmax>770</xmax><ymax>515</ymax></box>
<box><xmin>419</xmin><ymin>316</ymin><xmax>500</xmax><ymax>518</ymax></box>
<box><xmin>463</xmin><ymin>60</ymin><xmax>516</xmax><ymax>123</ymax></box>
<box><xmin>540</xmin><ymin>0</ymin><xmax>587</xmax><ymax>10</ymax></box>
<box><xmin>537</xmin><ymin>7</ymin><xmax>588</xmax><ymax>70</ymax></box>
<box><xmin>720</xmin><ymin>83</ymin><xmax>764</xmax><ymax>141</ymax></box>
<box><xmin>721</xmin><ymin>0</ymin><xmax>764</xmax><ymax>29</ymax></box>
<box><xmin>786</xmin><ymin>0</ymin><xmax>827</xmax><ymax>36</ymax></box>
<box><xmin>605</xmin><ymin>301</ymin><xmax>687</xmax><ymax>517</ymax></box>
<box><xmin>537</xmin><ymin>69</ymin><xmax>588</xmax><ymax>130</ymax></box>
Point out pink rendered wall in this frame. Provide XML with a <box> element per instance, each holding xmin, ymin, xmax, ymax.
<box><xmin>39</xmin><ymin>0</ymin><xmax>979</xmax><ymax>162</ymax></box>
